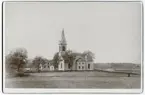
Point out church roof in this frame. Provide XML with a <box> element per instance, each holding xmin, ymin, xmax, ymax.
<box><xmin>85</xmin><ymin>55</ymin><xmax>93</xmax><ymax>62</ymax></box>
<box><xmin>59</xmin><ymin>29</ymin><xmax>67</xmax><ymax>45</ymax></box>
<box><xmin>75</xmin><ymin>54</ymin><xmax>93</xmax><ymax>62</ymax></box>
<box><xmin>75</xmin><ymin>56</ymin><xmax>86</xmax><ymax>62</ymax></box>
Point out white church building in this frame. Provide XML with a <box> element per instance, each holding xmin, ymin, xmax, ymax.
<box><xmin>58</xmin><ymin>29</ymin><xmax>94</xmax><ymax>71</ymax></box>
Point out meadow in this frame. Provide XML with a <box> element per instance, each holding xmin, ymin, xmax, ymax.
<box><xmin>5</xmin><ymin>71</ymin><xmax>141</xmax><ymax>88</ymax></box>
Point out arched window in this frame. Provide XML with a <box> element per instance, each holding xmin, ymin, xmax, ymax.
<box><xmin>62</xmin><ymin>46</ymin><xmax>65</xmax><ymax>51</ymax></box>
<box><xmin>88</xmin><ymin>64</ymin><xmax>90</xmax><ymax>69</ymax></box>
<box><xmin>79</xmin><ymin>66</ymin><xmax>80</xmax><ymax>69</ymax></box>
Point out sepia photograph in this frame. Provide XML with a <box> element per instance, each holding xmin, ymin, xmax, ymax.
<box><xmin>2</xmin><ymin>1</ymin><xmax>143</xmax><ymax>94</ymax></box>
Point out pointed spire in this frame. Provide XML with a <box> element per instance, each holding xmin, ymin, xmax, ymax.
<box><xmin>60</xmin><ymin>28</ymin><xmax>67</xmax><ymax>45</ymax></box>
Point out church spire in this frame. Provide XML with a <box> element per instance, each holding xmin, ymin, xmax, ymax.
<box><xmin>60</xmin><ymin>28</ymin><xmax>67</xmax><ymax>45</ymax></box>
<box><xmin>59</xmin><ymin>28</ymin><xmax>67</xmax><ymax>52</ymax></box>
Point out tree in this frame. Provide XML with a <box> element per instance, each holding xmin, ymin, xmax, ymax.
<box><xmin>44</xmin><ymin>58</ymin><xmax>50</xmax><ymax>67</ymax></box>
<box><xmin>82</xmin><ymin>50</ymin><xmax>95</xmax><ymax>61</ymax></box>
<box><xmin>5</xmin><ymin>48</ymin><xmax>28</xmax><ymax>75</ymax></box>
<box><xmin>32</xmin><ymin>56</ymin><xmax>46</xmax><ymax>72</ymax></box>
<box><xmin>25</xmin><ymin>58</ymin><xmax>33</xmax><ymax>71</ymax></box>
<box><xmin>52</xmin><ymin>52</ymin><xmax>59</xmax><ymax>69</ymax></box>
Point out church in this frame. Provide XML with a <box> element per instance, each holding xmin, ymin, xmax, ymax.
<box><xmin>57</xmin><ymin>29</ymin><xmax>94</xmax><ymax>71</ymax></box>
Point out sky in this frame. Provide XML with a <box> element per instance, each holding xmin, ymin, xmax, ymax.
<box><xmin>4</xmin><ymin>2</ymin><xmax>142</xmax><ymax>63</ymax></box>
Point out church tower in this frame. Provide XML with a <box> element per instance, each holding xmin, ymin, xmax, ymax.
<box><xmin>58</xmin><ymin>29</ymin><xmax>67</xmax><ymax>71</ymax></box>
<box><xmin>59</xmin><ymin>29</ymin><xmax>67</xmax><ymax>52</ymax></box>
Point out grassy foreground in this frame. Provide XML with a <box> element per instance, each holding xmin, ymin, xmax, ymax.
<box><xmin>5</xmin><ymin>71</ymin><xmax>141</xmax><ymax>88</ymax></box>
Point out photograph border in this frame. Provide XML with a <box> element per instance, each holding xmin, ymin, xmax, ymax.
<box><xmin>1</xmin><ymin>0</ymin><xmax>144</xmax><ymax>94</ymax></box>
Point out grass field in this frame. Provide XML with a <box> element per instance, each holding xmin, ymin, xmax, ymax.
<box><xmin>5</xmin><ymin>71</ymin><xmax>141</xmax><ymax>88</ymax></box>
